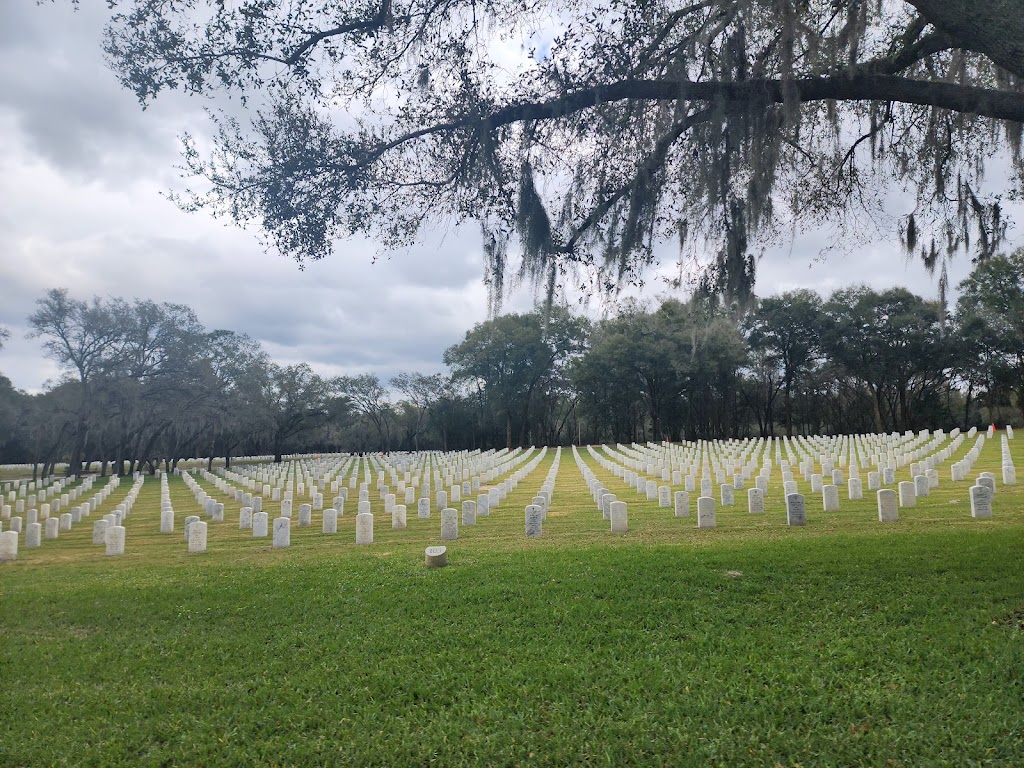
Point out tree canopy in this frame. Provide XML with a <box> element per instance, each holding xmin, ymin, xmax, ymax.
<box><xmin>95</xmin><ymin>0</ymin><xmax>1024</xmax><ymax>303</ymax></box>
<box><xmin>4</xmin><ymin>251</ymin><xmax>1024</xmax><ymax>472</ymax></box>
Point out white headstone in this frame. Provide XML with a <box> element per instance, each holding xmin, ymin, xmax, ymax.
<box><xmin>298</xmin><ymin>504</ymin><xmax>312</xmax><ymax>527</ymax></box>
<box><xmin>356</xmin><ymin>512</ymin><xmax>374</xmax><ymax>545</ymax></box>
<box><xmin>184</xmin><ymin>515</ymin><xmax>200</xmax><ymax>542</ymax></box>
<box><xmin>720</xmin><ymin>484</ymin><xmax>734</xmax><ymax>506</ymax></box>
<box><xmin>418</xmin><ymin>497</ymin><xmax>431</xmax><ymax>518</ymax></box>
<box><xmin>462</xmin><ymin>500</ymin><xmax>476</xmax><ymax>526</ymax></box>
<box><xmin>392</xmin><ymin>504</ymin><xmax>407</xmax><ymax>529</ymax></box>
<box><xmin>877</xmin><ymin>489</ymin><xmax>898</xmax><ymax>522</ymax></box>
<box><xmin>822</xmin><ymin>484</ymin><xmax>840</xmax><ymax>512</ymax></box>
<box><xmin>747</xmin><ymin>487</ymin><xmax>764</xmax><ymax>514</ymax></box>
<box><xmin>105</xmin><ymin>525</ymin><xmax>126</xmax><ymax>556</ymax></box>
<box><xmin>610</xmin><ymin>500</ymin><xmax>628</xmax><ymax>533</ymax></box>
<box><xmin>25</xmin><ymin>522</ymin><xmax>41</xmax><ymax>549</ymax></box>
<box><xmin>658</xmin><ymin>486</ymin><xmax>672</xmax><ymax>508</ymax></box>
<box><xmin>0</xmin><ymin>530</ymin><xmax>18</xmax><ymax>561</ymax></box>
<box><xmin>525</xmin><ymin>504</ymin><xmax>543</xmax><ymax>537</ymax></box>
<box><xmin>253</xmin><ymin>511</ymin><xmax>269</xmax><ymax>537</ymax></box>
<box><xmin>969</xmin><ymin>484</ymin><xmax>992</xmax><ymax>518</ymax></box>
<box><xmin>440</xmin><ymin>508</ymin><xmax>459</xmax><ymax>541</ymax></box>
<box><xmin>322</xmin><ymin>508</ymin><xmax>338</xmax><ymax>534</ymax></box>
<box><xmin>674</xmin><ymin>490</ymin><xmax>689</xmax><ymax>517</ymax></box>
<box><xmin>272</xmin><ymin>517</ymin><xmax>290</xmax><ymax>548</ymax></box>
<box><xmin>898</xmin><ymin>481</ymin><xmax>916</xmax><ymax>507</ymax></box>
<box><xmin>188</xmin><ymin>520</ymin><xmax>208</xmax><ymax>553</ymax></box>
<box><xmin>914</xmin><ymin>474</ymin><xmax>929</xmax><ymax>498</ymax></box>
<box><xmin>696</xmin><ymin>496</ymin><xmax>716</xmax><ymax>529</ymax></box>
<box><xmin>786</xmin><ymin>493</ymin><xmax>806</xmax><ymax>526</ymax></box>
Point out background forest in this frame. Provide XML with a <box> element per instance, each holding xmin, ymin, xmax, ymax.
<box><xmin>1</xmin><ymin>248</ymin><xmax>1022</xmax><ymax>478</ymax></box>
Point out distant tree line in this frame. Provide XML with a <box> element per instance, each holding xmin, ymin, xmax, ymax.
<box><xmin>0</xmin><ymin>250</ymin><xmax>1022</xmax><ymax>476</ymax></box>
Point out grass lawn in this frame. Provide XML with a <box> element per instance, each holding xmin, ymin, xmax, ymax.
<box><xmin>2</xmin><ymin>436</ymin><xmax>1023</xmax><ymax>766</ymax></box>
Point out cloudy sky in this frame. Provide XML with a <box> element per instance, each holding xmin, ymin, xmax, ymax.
<box><xmin>1</xmin><ymin>1</ymin><xmax>1019</xmax><ymax>393</ymax></box>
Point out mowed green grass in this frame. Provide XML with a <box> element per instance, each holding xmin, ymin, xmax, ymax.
<box><xmin>2</xmin><ymin>437</ymin><xmax>1024</xmax><ymax>767</ymax></box>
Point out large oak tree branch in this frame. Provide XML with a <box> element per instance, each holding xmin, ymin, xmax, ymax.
<box><xmin>906</xmin><ymin>0</ymin><xmax>1024</xmax><ymax>79</ymax></box>
<box><xmin>348</xmin><ymin>74</ymin><xmax>1024</xmax><ymax>174</ymax></box>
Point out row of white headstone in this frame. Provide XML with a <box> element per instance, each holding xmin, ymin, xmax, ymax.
<box><xmin>165</xmin><ymin>446</ymin><xmax>549</xmax><ymax>551</ymax></box>
<box><xmin>0</xmin><ymin>474</ymin><xmax>144</xmax><ymax>561</ymax></box>
<box><xmin>524</xmin><ymin>447</ymin><xmax>561</xmax><ymax>537</ymax></box>
<box><xmin>578</xmin><ymin>432</ymin><xmax>1004</xmax><ymax>528</ymax></box>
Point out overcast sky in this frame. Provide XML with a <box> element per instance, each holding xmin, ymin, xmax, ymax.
<box><xmin>1</xmin><ymin>1</ymin><xmax>1019</xmax><ymax>393</ymax></box>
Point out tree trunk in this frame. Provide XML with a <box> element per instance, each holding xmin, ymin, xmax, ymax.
<box><xmin>871</xmin><ymin>384</ymin><xmax>886</xmax><ymax>433</ymax></box>
<box><xmin>784</xmin><ymin>377</ymin><xmax>793</xmax><ymax>436</ymax></box>
<box><xmin>907</xmin><ymin>0</ymin><xmax>1024</xmax><ymax>80</ymax></box>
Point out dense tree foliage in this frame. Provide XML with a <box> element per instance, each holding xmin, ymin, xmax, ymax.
<box><xmin>90</xmin><ymin>0</ymin><xmax>1024</xmax><ymax>303</ymax></box>
<box><xmin>4</xmin><ymin>252</ymin><xmax>1024</xmax><ymax>471</ymax></box>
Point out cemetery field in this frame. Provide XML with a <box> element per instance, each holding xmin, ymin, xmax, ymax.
<box><xmin>2</xmin><ymin>436</ymin><xmax>1024</xmax><ymax>766</ymax></box>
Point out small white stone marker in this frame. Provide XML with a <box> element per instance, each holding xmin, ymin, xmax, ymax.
<box><xmin>0</xmin><ymin>530</ymin><xmax>18</xmax><ymax>561</ymax></box>
<box><xmin>696</xmin><ymin>496</ymin><xmax>716</xmax><ymax>529</ymax></box>
<box><xmin>914</xmin><ymin>474</ymin><xmax>929</xmax><ymax>498</ymax></box>
<box><xmin>46</xmin><ymin>517</ymin><xmax>60</xmax><ymax>540</ymax></box>
<box><xmin>969</xmin><ymin>485</ymin><xmax>992</xmax><ymax>518</ymax></box>
<box><xmin>253</xmin><ymin>511</ymin><xmax>269</xmax><ymax>537</ymax></box>
<box><xmin>525</xmin><ymin>504</ymin><xmax>543</xmax><ymax>537</ymax></box>
<box><xmin>184</xmin><ymin>515</ymin><xmax>200</xmax><ymax>542</ymax></box>
<box><xmin>322</xmin><ymin>508</ymin><xmax>338</xmax><ymax>534</ymax></box>
<box><xmin>898</xmin><ymin>481</ymin><xmax>916</xmax><ymax>508</ymax></box>
<box><xmin>188</xmin><ymin>521</ymin><xmax>208</xmax><ymax>553</ymax></box>
<box><xmin>280</xmin><ymin>499</ymin><xmax>292</xmax><ymax>518</ymax></box>
<box><xmin>160</xmin><ymin>507</ymin><xmax>174</xmax><ymax>533</ymax></box>
<box><xmin>392</xmin><ymin>504</ymin><xmax>407</xmax><ymax>529</ymax></box>
<box><xmin>720</xmin><ymin>484</ymin><xmax>734</xmax><ymax>506</ymax></box>
<box><xmin>298</xmin><ymin>504</ymin><xmax>312</xmax><ymax>527</ymax></box>
<box><xmin>462</xmin><ymin>500</ymin><xmax>476</xmax><ymax>526</ymax></box>
<box><xmin>440</xmin><ymin>508</ymin><xmax>458</xmax><ymax>541</ymax></box>
<box><xmin>658</xmin><ymin>486</ymin><xmax>672</xmax><ymax>508</ymax></box>
<box><xmin>674</xmin><ymin>490</ymin><xmax>690</xmax><ymax>517</ymax></box>
<box><xmin>272</xmin><ymin>517</ymin><xmax>290</xmax><ymax>548</ymax></box>
<box><xmin>355</xmin><ymin>512</ymin><xmax>374</xmax><ymax>545</ymax></box>
<box><xmin>786</xmin><ymin>493</ymin><xmax>806</xmax><ymax>526</ymax></box>
<box><xmin>747</xmin><ymin>487</ymin><xmax>764</xmax><ymax>514</ymax></box>
<box><xmin>822</xmin><ymin>484</ymin><xmax>840</xmax><ymax>512</ymax></box>
<box><xmin>105</xmin><ymin>525</ymin><xmax>126</xmax><ymax>556</ymax></box>
<box><xmin>239</xmin><ymin>506</ymin><xmax>253</xmax><ymax>530</ymax></box>
<box><xmin>418</xmin><ymin>497</ymin><xmax>431</xmax><ymax>518</ymax></box>
<box><xmin>91</xmin><ymin>519</ymin><xmax>107</xmax><ymax>543</ymax></box>
<box><xmin>877</xmin><ymin>489</ymin><xmax>898</xmax><ymax>522</ymax></box>
<box><xmin>25</xmin><ymin>522</ymin><xmax>41</xmax><ymax>549</ymax></box>
<box><xmin>610</xmin><ymin>500</ymin><xmax>628</xmax><ymax>532</ymax></box>
<box><xmin>425</xmin><ymin>545</ymin><xmax>448</xmax><ymax>568</ymax></box>
<box><xmin>848</xmin><ymin>477</ymin><xmax>863</xmax><ymax>500</ymax></box>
